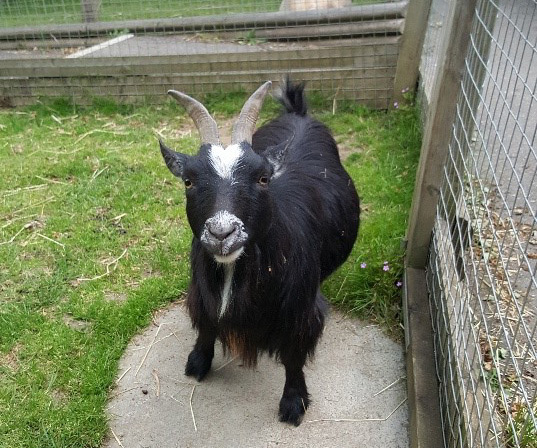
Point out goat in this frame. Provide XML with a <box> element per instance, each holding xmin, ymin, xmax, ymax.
<box><xmin>159</xmin><ymin>79</ymin><xmax>360</xmax><ymax>425</ymax></box>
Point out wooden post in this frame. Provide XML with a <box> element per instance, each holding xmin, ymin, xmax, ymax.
<box><xmin>454</xmin><ymin>0</ymin><xmax>497</xmax><ymax>155</ymax></box>
<box><xmin>81</xmin><ymin>0</ymin><xmax>101</xmax><ymax>23</ymax></box>
<box><xmin>404</xmin><ymin>268</ymin><xmax>444</xmax><ymax>448</ymax></box>
<box><xmin>405</xmin><ymin>0</ymin><xmax>478</xmax><ymax>268</ymax></box>
<box><xmin>393</xmin><ymin>0</ymin><xmax>432</xmax><ymax>104</ymax></box>
<box><xmin>443</xmin><ymin>1</ymin><xmax>497</xmax><ymax>276</ymax></box>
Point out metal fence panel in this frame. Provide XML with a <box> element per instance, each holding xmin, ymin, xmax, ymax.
<box><xmin>0</xmin><ymin>0</ymin><xmax>403</xmax><ymax>107</ymax></box>
<box><xmin>417</xmin><ymin>0</ymin><xmax>447</xmax><ymax>114</ymax></box>
<box><xmin>424</xmin><ymin>0</ymin><xmax>537</xmax><ymax>446</ymax></box>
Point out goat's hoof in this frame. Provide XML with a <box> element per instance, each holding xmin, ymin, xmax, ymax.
<box><xmin>185</xmin><ymin>349</ymin><xmax>212</xmax><ymax>381</ymax></box>
<box><xmin>278</xmin><ymin>391</ymin><xmax>310</xmax><ymax>426</ymax></box>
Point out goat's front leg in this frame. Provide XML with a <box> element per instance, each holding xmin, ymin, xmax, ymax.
<box><xmin>185</xmin><ymin>321</ymin><xmax>216</xmax><ymax>381</ymax></box>
<box><xmin>279</xmin><ymin>351</ymin><xmax>309</xmax><ymax>426</ymax></box>
<box><xmin>279</xmin><ymin>292</ymin><xmax>326</xmax><ymax>425</ymax></box>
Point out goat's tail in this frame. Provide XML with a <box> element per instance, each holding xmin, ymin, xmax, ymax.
<box><xmin>277</xmin><ymin>77</ymin><xmax>307</xmax><ymax>116</ymax></box>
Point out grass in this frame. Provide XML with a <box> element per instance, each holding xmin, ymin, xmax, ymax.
<box><xmin>0</xmin><ymin>94</ymin><xmax>420</xmax><ymax>447</ymax></box>
<box><xmin>505</xmin><ymin>402</ymin><xmax>537</xmax><ymax>448</ymax></box>
<box><xmin>1</xmin><ymin>0</ymin><xmax>387</xmax><ymax>28</ymax></box>
<box><xmin>321</xmin><ymin>101</ymin><xmax>420</xmax><ymax>330</ymax></box>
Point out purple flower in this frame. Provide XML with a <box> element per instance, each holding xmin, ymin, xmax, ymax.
<box><xmin>360</xmin><ymin>262</ymin><xmax>367</xmax><ymax>269</ymax></box>
<box><xmin>393</xmin><ymin>101</ymin><xmax>399</xmax><ymax>109</ymax></box>
<box><xmin>396</xmin><ymin>281</ymin><xmax>403</xmax><ymax>288</ymax></box>
<box><xmin>383</xmin><ymin>261</ymin><xmax>390</xmax><ymax>271</ymax></box>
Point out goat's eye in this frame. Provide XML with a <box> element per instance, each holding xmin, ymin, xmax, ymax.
<box><xmin>258</xmin><ymin>175</ymin><xmax>269</xmax><ymax>186</ymax></box>
<box><xmin>184</xmin><ymin>179</ymin><xmax>193</xmax><ymax>189</ymax></box>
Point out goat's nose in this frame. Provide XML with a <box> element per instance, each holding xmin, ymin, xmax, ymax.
<box><xmin>207</xmin><ymin>222</ymin><xmax>237</xmax><ymax>242</ymax></box>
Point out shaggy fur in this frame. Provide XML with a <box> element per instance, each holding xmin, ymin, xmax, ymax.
<box><xmin>160</xmin><ymin>79</ymin><xmax>360</xmax><ymax>425</ymax></box>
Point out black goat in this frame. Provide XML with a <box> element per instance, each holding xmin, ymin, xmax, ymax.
<box><xmin>159</xmin><ymin>79</ymin><xmax>360</xmax><ymax>425</ymax></box>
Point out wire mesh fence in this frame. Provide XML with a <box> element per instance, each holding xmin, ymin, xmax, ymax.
<box><xmin>0</xmin><ymin>0</ymin><xmax>403</xmax><ymax>107</ymax></box>
<box><xmin>421</xmin><ymin>0</ymin><xmax>537</xmax><ymax>446</ymax></box>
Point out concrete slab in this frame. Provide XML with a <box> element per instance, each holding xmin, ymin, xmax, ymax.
<box><xmin>104</xmin><ymin>303</ymin><xmax>408</xmax><ymax>448</ymax></box>
<box><xmin>73</xmin><ymin>34</ymin><xmax>361</xmax><ymax>59</ymax></box>
<box><xmin>82</xmin><ymin>35</ymin><xmax>262</xmax><ymax>58</ymax></box>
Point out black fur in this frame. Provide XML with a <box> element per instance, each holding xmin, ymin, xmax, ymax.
<box><xmin>160</xmin><ymin>79</ymin><xmax>360</xmax><ymax>426</ymax></box>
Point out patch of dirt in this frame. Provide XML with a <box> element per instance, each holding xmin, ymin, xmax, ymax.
<box><xmin>93</xmin><ymin>207</ymin><xmax>110</xmax><ymax>220</ymax></box>
<box><xmin>460</xmin><ymin>179</ymin><xmax>537</xmax><ymax>438</ymax></box>
<box><xmin>62</xmin><ymin>314</ymin><xmax>92</xmax><ymax>333</ymax></box>
<box><xmin>0</xmin><ymin>343</ymin><xmax>22</xmax><ymax>372</ymax></box>
<box><xmin>104</xmin><ymin>292</ymin><xmax>128</xmax><ymax>303</ymax></box>
<box><xmin>50</xmin><ymin>388</ymin><xmax>69</xmax><ymax>405</ymax></box>
<box><xmin>92</xmin><ymin>207</ymin><xmax>127</xmax><ymax>234</ymax></box>
<box><xmin>141</xmin><ymin>266</ymin><xmax>162</xmax><ymax>279</ymax></box>
<box><xmin>337</xmin><ymin>140</ymin><xmax>362</xmax><ymax>161</ymax></box>
<box><xmin>333</xmin><ymin>129</ymin><xmax>365</xmax><ymax>161</ymax></box>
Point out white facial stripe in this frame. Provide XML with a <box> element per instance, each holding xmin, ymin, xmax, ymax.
<box><xmin>209</xmin><ymin>144</ymin><xmax>243</xmax><ymax>180</ymax></box>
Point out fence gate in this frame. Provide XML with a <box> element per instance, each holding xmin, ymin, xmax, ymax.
<box><xmin>406</xmin><ymin>0</ymin><xmax>537</xmax><ymax>447</ymax></box>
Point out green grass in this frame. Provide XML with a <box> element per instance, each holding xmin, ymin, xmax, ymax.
<box><xmin>1</xmin><ymin>0</ymin><xmax>275</xmax><ymax>27</ymax></box>
<box><xmin>322</xmin><ymin>102</ymin><xmax>420</xmax><ymax>330</ymax></box>
<box><xmin>0</xmin><ymin>95</ymin><xmax>420</xmax><ymax>447</ymax></box>
<box><xmin>1</xmin><ymin>0</ymin><xmax>391</xmax><ymax>28</ymax></box>
<box><xmin>504</xmin><ymin>402</ymin><xmax>537</xmax><ymax>448</ymax></box>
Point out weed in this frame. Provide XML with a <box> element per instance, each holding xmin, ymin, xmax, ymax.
<box><xmin>108</xmin><ymin>28</ymin><xmax>130</xmax><ymax>38</ymax></box>
<box><xmin>504</xmin><ymin>402</ymin><xmax>537</xmax><ymax>448</ymax></box>
<box><xmin>237</xmin><ymin>30</ymin><xmax>267</xmax><ymax>46</ymax></box>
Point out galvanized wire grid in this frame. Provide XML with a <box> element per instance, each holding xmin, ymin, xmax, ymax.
<box><xmin>417</xmin><ymin>0</ymin><xmax>447</xmax><ymax>113</ymax></box>
<box><xmin>0</xmin><ymin>0</ymin><xmax>402</xmax><ymax>108</ymax></box>
<box><xmin>426</xmin><ymin>0</ymin><xmax>537</xmax><ymax>447</ymax></box>
<box><xmin>0</xmin><ymin>0</ymin><xmax>283</xmax><ymax>25</ymax></box>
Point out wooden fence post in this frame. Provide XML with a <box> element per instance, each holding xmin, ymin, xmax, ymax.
<box><xmin>81</xmin><ymin>0</ymin><xmax>101</xmax><ymax>23</ymax></box>
<box><xmin>404</xmin><ymin>4</ymin><xmax>478</xmax><ymax>447</ymax></box>
<box><xmin>405</xmin><ymin>0</ymin><xmax>477</xmax><ymax>268</ymax></box>
<box><xmin>443</xmin><ymin>1</ymin><xmax>497</xmax><ymax>277</ymax></box>
<box><xmin>393</xmin><ymin>0</ymin><xmax>432</xmax><ymax>104</ymax></box>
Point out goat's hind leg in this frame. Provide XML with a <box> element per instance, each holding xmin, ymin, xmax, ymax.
<box><xmin>185</xmin><ymin>321</ymin><xmax>216</xmax><ymax>381</ymax></box>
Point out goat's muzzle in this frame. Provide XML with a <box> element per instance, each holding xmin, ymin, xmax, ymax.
<box><xmin>200</xmin><ymin>211</ymin><xmax>248</xmax><ymax>263</ymax></box>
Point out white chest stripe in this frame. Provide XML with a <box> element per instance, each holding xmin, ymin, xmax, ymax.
<box><xmin>219</xmin><ymin>263</ymin><xmax>235</xmax><ymax>319</ymax></box>
<box><xmin>209</xmin><ymin>144</ymin><xmax>243</xmax><ymax>180</ymax></box>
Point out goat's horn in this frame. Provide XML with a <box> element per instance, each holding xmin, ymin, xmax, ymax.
<box><xmin>168</xmin><ymin>90</ymin><xmax>221</xmax><ymax>146</ymax></box>
<box><xmin>231</xmin><ymin>81</ymin><xmax>272</xmax><ymax>145</ymax></box>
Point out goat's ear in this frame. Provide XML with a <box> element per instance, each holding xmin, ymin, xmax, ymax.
<box><xmin>264</xmin><ymin>138</ymin><xmax>291</xmax><ymax>174</ymax></box>
<box><xmin>159</xmin><ymin>140</ymin><xmax>187</xmax><ymax>178</ymax></box>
